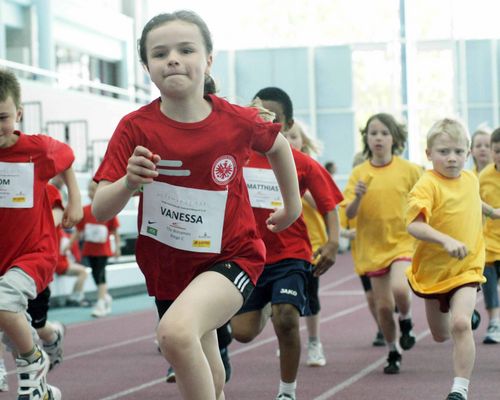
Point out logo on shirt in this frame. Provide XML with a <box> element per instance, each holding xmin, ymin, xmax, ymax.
<box><xmin>212</xmin><ymin>155</ymin><xmax>237</xmax><ymax>185</ymax></box>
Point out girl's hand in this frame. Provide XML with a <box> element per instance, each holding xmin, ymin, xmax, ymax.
<box><xmin>62</xmin><ymin>203</ymin><xmax>83</xmax><ymax>228</ymax></box>
<box><xmin>126</xmin><ymin>146</ymin><xmax>161</xmax><ymax>190</ymax></box>
<box><xmin>312</xmin><ymin>241</ymin><xmax>338</xmax><ymax>276</ymax></box>
<box><xmin>266</xmin><ymin>208</ymin><xmax>299</xmax><ymax>233</ymax></box>
<box><xmin>441</xmin><ymin>236</ymin><xmax>468</xmax><ymax>260</ymax></box>
<box><xmin>354</xmin><ymin>180</ymin><xmax>368</xmax><ymax>198</ymax></box>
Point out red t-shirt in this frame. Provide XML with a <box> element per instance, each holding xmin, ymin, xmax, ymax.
<box><xmin>0</xmin><ymin>132</ymin><xmax>74</xmax><ymax>292</ymax></box>
<box><xmin>93</xmin><ymin>95</ymin><xmax>280</xmax><ymax>299</ymax></box>
<box><xmin>76</xmin><ymin>204</ymin><xmax>119</xmax><ymax>257</ymax></box>
<box><xmin>46</xmin><ymin>183</ymin><xmax>69</xmax><ymax>274</ymax></box>
<box><xmin>247</xmin><ymin>147</ymin><xmax>344</xmax><ymax>265</ymax></box>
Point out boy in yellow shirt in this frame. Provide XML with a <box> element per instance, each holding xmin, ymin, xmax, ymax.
<box><xmin>407</xmin><ymin>118</ymin><xmax>500</xmax><ymax>400</ymax></box>
<box><xmin>478</xmin><ymin>127</ymin><xmax>500</xmax><ymax>343</ymax></box>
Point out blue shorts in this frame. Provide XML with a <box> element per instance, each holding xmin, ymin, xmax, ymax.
<box><xmin>238</xmin><ymin>259</ymin><xmax>312</xmax><ymax>316</ymax></box>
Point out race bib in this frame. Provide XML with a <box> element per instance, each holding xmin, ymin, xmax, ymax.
<box><xmin>141</xmin><ymin>181</ymin><xmax>228</xmax><ymax>254</ymax></box>
<box><xmin>243</xmin><ymin>167</ymin><xmax>283</xmax><ymax>209</ymax></box>
<box><xmin>84</xmin><ymin>224</ymin><xmax>109</xmax><ymax>243</ymax></box>
<box><xmin>0</xmin><ymin>162</ymin><xmax>34</xmax><ymax>208</ymax></box>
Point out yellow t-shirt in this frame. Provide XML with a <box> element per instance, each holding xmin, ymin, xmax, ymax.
<box><xmin>341</xmin><ymin>157</ymin><xmax>422</xmax><ymax>275</ymax></box>
<box><xmin>302</xmin><ymin>198</ymin><xmax>328</xmax><ymax>262</ymax></box>
<box><xmin>406</xmin><ymin>170</ymin><xmax>486</xmax><ymax>294</ymax></box>
<box><xmin>479</xmin><ymin>164</ymin><xmax>500</xmax><ymax>263</ymax></box>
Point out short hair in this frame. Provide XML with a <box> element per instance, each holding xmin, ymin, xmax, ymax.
<box><xmin>360</xmin><ymin>113</ymin><xmax>407</xmax><ymax>158</ymax></box>
<box><xmin>0</xmin><ymin>69</ymin><xmax>21</xmax><ymax>109</ymax></box>
<box><xmin>426</xmin><ymin>118</ymin><xmax>470</xmax><ymax>149</ymax></box>
<box><xmin>253</xmin><ymin>87</ymin><xmax>293</xmax><ymax>124</ymax></box>
<box><xmin>491</xmin><ymin>127</ymin><xmax>500</xmax><ymax>144</ymax></box>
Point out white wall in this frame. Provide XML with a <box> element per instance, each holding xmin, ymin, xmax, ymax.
<box><xmin>20</xmin><ymin>78</ymin><xmax>147</xmax><ymax>142</ymax></box>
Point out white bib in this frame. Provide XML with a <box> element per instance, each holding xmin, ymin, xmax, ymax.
<box><xmin>141</xmin><ymin>181</ymin><xmax>228</xmax><ymax>254</ymax></box>
<box><xmin>0</xmin><ymin>162</ymin><xmax>34</xmax><ymax>208</ymax></box>
<box><xmin>84</xmin><ymin>224</ymin><xmax>109</xmax><ymax>243</ymax></box>
<box><xmin>243</xmin><ymin>167</ymin><xmax>283</xmax><ymax>209</ymax></box>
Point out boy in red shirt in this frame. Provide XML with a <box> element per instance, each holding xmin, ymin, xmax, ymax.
<box><xmin>0</xmin><ymin>69</ymin><xmax>82</xmax><ymax>399</ymax></box>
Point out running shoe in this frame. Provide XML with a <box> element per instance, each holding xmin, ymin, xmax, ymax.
<box><xmin>275</xmin><ymin>393</ymin><xmax>295</xmax><ymax>400</ymax></box>
<box><xmin>471</xmin><ymin>309</ymin><xmax>481</xmax><ymax>330</ymax></box>
<box><xmin>383</xmin><ymin>350</ymin><xmax>401</xmax><ymax>374</ymax></box>
<box><xmin>16</xmin><ymin>347</ymin><xmax>61</xmax><ymax>400</ymax></box>
<box><xmin>306</xmin><ymin>341</ymin><xmax>326</xmax><ymax>367</ymax></box>
<box><xmin>372</xmin><ymin>331</ymin><xmax>385</xmax><ymax>347</ymax></box>
<box><xmin>483</xmin><ymin>321</ymin><xmax>500</xmax><ymax>344</ymax></box>
<box><xmin>43</xmin><ymin>321</ymin><xmax>65</xmax><ymax>371</ymax></box>
<box><xmin>399</xmin><ymin>318</ymin><xmax>416</xmax><ymax>350</ymax></box>
<box><xmin>446</xmin><ymin>392</ymin><xmax>465</xmax><ymax>400</ymax></box>
<box><xmin>166</xmin><ymin>366</ymin><xmax>176</xmax><ymax>383</ymax></box>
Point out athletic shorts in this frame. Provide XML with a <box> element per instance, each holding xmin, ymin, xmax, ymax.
<box><xmin>238</xmin><ymin>259</ymin><xmax>312</xmax><ymax>316</ymax></box>
<box><xmin>27</xmin><ymin>286</ymin><xmax>51</xmax><ymax>329</ymax></box>
<box><xmin>411</xmin><ymin>283</ymin><xmax>479</xmax><ymax>313</ymax></box>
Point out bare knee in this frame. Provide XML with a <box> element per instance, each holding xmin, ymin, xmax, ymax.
<box><xmin>451</xmin><ymin>315</ymin><xmax>471</xmax><ymax>336</ymax></box>
<box><xmin>157</xmin><ymin>322</ymin><xmax>193</xmax><ymax>361</ymax></box>
<box><xmin>273</xmin><ymin>305</ymin><xmax>299</xmax><ymax>336</ymax></box>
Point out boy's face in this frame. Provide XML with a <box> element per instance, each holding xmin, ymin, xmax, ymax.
<box><xmin>0</xmin><ymin>96</ymin><xmax>22</xmax><ymax>149</ymax></box>
<box><xmin>426</xmin><ymin>133</ymin><xmax>469</xmax><ymax>178</ymax></box>
<box><xmin>492</xmin><ymin>141</ymin><xmax>500</xmax><ymax>170</ymax></box>
<box><xmin>259</xmin><ymin>100</ymin><xmax>293</xmax><ymax>131</ymax></box>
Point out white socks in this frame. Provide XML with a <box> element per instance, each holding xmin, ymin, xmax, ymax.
<box><xmin>451</xmin><ymin>377</ymin><xmax>469</xmax><ymax>399</ymax></box>
<box><xmin>279</xmin><ymin>380</ymin><xmax>297</xmax><ymax>397</ymax></box>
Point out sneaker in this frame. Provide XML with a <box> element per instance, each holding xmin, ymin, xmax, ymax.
<box><xmin>483</xmin><ymin>321</ymin><xmax>500</xmax><ymax>344</ymax></box>
<box><xmin>306</xmin><ymin>341</ymin><xmax>326</xmax><ymax>367</ymax></box>
<box><xmin>275</xmin><ymin>393</ymin><xmax>295</xmax><ymax>400</ymax></box>
<box><xmin>446</xmin><ymin>392</ymin><xmax>466</xmax><ymax>400</ymax></box>
<box><xmin>383</xmin><ymin>350</ymin><xmax>401</xmax><ymax>374</ymax></box>
<box><xmin>165</xmin><ymin>366</ymin><xmax>176</xmax><ymax>383</ymax></box>
<box><xmin>399</xmin><ymin>318</ymin><xmax>416</xmax><ymax>350</ymax></box>
<box><xmin>471</xmin><ymin>309</ymin><xmax>481</xmax><ymax>330</ymax></box>
<box><xmin>0</xmin><ymin>366</ymin><xmax>8</xmax><ymax>392</ymax></box>
<box><xmin>104</xmin><ymin>294</ymin><xmax>113</xmax><ymax>314</ymax></box>
<box><xmin>91</xmin><ymin>299</ymin><xmax>108</xmax><ymax>318</ymax></box>
<box><xmin>372</xmin><ymin>331</ymin><xmax>385</xmax><ymax>347</ymax></box>
<box><xmin>42</xmin><ymin>321</ymin><xmax>66</xmax><ymax>371</ymax></box>
<box><xmin>220</xmin><ymin>347</ymin><xmax>232</xmax><ymax>382</ymax></box>
<box><xmin>16</xmin><ymin>347</ymin><xmax>61</xmax><ymax>400</ymax></box>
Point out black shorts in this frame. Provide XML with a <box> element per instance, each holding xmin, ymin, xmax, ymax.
<box><xmin>27</xmin><ymin>286</ymin><xmax>51</xmax><ymax>329</ymax></box>
<box><xmin>360</xmin><ymin>275</ymin><xmax>372</xmax><ymax>292</ymax></box>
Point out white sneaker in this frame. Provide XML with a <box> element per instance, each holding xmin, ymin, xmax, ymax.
<box><xmin>91</xmin><ymin>299</ymin><xmax>108</xmax><ymax>318</ymax></box>
<box><xmin>16</xmin><ymin>347</ymin><xmax>61</xmax><ymax>399</ymax></box>
<box><xmin>43</xmin><ymin>321</ymin><xmax>66</xmax><ymax>371</ymax></box>
<box><xmin>306</xmin><ymin>341</ymin><xmax>326</xmax><ymax>367</ymax></box>
<box><xmin>104</xmin><ymin>294</ymin><xmax>113</xmax><ymax>314</ymax></box>
<box><xmin>0</xmin><ymin>364</ymin><xmax>8</xmax><ymax>392</ymax></box>
<box><xmin>483</xmin><ymin>321</ymin><xmax>500</xmax><ymax>344</ymax></box>
<box><xmin>275</xmin><ymin>393</ymin><xmax>295</xmax><ymax>400</ymax></box>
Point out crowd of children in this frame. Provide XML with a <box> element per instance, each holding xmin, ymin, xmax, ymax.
<box><xmin>1</xmin><ymin>8</ymin><xmax>499</xmax><ymax>400</ymax></box>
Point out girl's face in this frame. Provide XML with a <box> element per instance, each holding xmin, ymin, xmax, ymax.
<box><xmin>366</xmin><ymin>118</ymin><xmax>393</xmax><ymax>158</ymax></box>
<box><xmin>145</xmin><ymin>20</ymin><xmax>212</xmax><ymax>99</ymax></box>
<box><xmin>426</xmin><ymin>133</ymin><xmax>469</xmax><ymax>178</ymax></box>
<box><xmin>492</xmin><ymin>141</ymin><xmax>500</xmax><ymax>171</ymax></box>
<box><xmin>283</xmin><ymin>124</ymin><xmax>303</xmax><ymax>151</ymax></box>
<box><xmin>0</xmin><ymin>96</ymin><xmax>22</xmax><ymax>149</ymax></box>
<box><xmin>471</xmin><ymin>133</ymin><xmax>491</xmax><ymax>165</ymax></box>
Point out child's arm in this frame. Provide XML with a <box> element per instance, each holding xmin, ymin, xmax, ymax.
<box><xmin>112</xmin><ymin>229</ymin><xmax>121</xmax><ymax>257</ymax></box>
<box><xmin>313</xmin><ymin>208</ymin><xmax>340</xmax><ymax>277</ymax></box>
<box><xmin>92</xmin><ymin>146</ymin><xmax>161</xmax><ymax>221</ymax></box>
<box><xmin>407</xmin><ymin>214</ymin><xmax>468</xmax><ymax>260</ymax></box>
<box><xmin>345</xmin><ymin>180</ymin><xmax>368</xmax><ymax>219</ymax></box>
<box><xmin>60</xmin><ymin>167</ymin><xmax>83</xmax><ymax>228</ymax></box>
<box><xmin>482</xmin><ymin>202</ymin><xmax>500</xmax><ymax>220</ymax></box>
<box><xmin>264</xmin><ymin>134</ymin><xmax>302</xmax><ymax>232</ymax></box>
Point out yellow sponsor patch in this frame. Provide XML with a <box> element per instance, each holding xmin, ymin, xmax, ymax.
<box><xmin>193</xmin><ymin>240</ymin><xmax>211</xmax><ymax>248</ymax></box>
<box><xmin>12</xmin><ymin>197</ymin><xmax>26</xmax><ymax>203</ymax></box>
<box><xmin>271</xmin><ymin>201</ymin><xmax>283</xmax><ymax>207</ymax></box>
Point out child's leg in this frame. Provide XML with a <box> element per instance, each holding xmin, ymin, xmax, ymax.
<box><xmin>449</xmin><ymin>286</ymin><xmax>477</xmax><ymax>379</ymax></box>
<box><xmin>390</xmin><ymin>260</ymin><xmax>412</xmax><ymax>316</ymax></box>
<box><xmin>370</xmin><ymin>273</ymin><xmax>396</xmax><ymax>344</ymax></box>
<box><xmin>65</xmin><ymin>262</ymin><xmax>88</xmax><ymax>297</ymax></box>
<box><xmin>157</xmin><ymin>271</ymin><xmax>243</xmax><ymax>400</ymax></box>
<box><xmin>481</xmin><ymin>263</ymin><xmax>499</xmax><ymax>322</ymax></box>
<box><xmin>272</xmin><ymin>303</ymin><xmax>301</xmax><ymax>382</ymax></box>
<box><xmin>424</xmin><ymin>298</ymin><xmax>450</xmax><ymax>342</ymax></box>
<box><xmin>231</xmin><ymin>305</ymin><xmax>271</xmax><ymax>342</ymax></box>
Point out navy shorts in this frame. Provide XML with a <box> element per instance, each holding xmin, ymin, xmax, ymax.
<box><xmin>238</xmin><ymin>259</ymin><xmax>312</xmax><ymax>316</ymax></box>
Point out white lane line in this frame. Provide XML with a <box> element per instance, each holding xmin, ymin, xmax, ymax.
<box><xmin>321</xmin><ymin>290</ymin><xmax>365</xmax><ymax>296</ymax></box>
<box><xmin>97</xmin><ymin>302</ymin><xmax>369</xmax><ymax>400</ymax></box>
<box><xmin>313</xmin><ymin>329</ymin><xmax>431</xmax><ymax>400</ymax></box>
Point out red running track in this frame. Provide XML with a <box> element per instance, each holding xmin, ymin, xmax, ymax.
<box><xmin>2</xmin><ymin>253</ymin><xmax>499</xmax><ymax>399</ymax></box>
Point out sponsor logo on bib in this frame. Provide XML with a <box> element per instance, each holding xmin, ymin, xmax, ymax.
<box><xmin>212</xmin><ymin>155</ymin><xmax>236</xmax><ymax>185</ymax></box>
